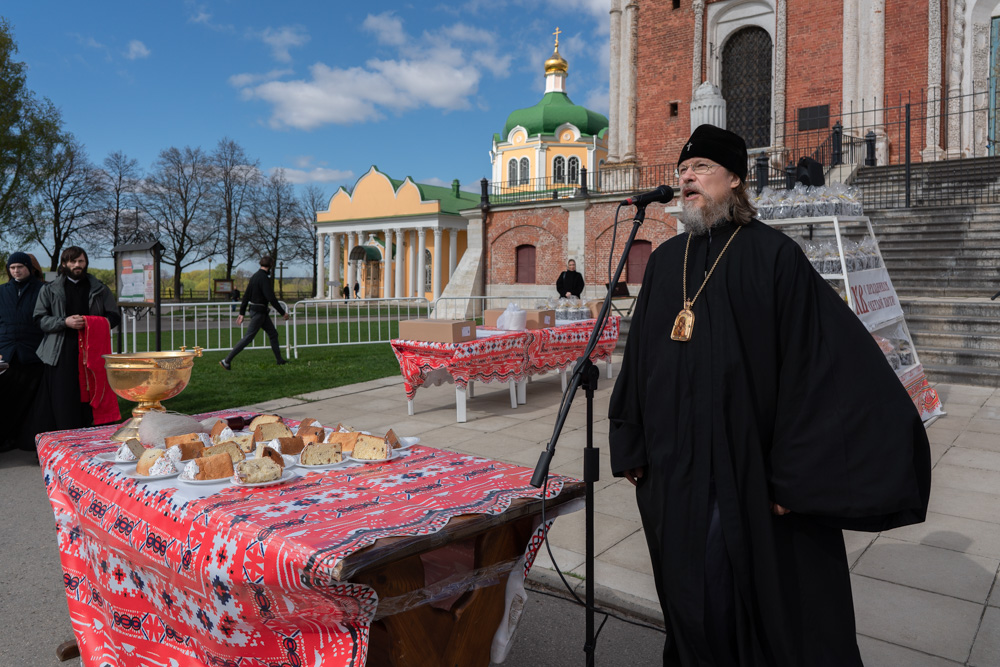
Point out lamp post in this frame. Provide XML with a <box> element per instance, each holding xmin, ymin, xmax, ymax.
<box><xmin>208</xmin><ymin>258</ymin><xmax>212</xmax><ymax>300</ymax></box>
<box><xmin>278</xmin><ymin>261</ymin><xmax>285</xmax><ymax>299</ymax></box>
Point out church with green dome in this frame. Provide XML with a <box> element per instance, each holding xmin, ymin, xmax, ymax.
<box><xmin>491</xmin><ymin>29</ymin><xmax>609</xmax><ymax>188</ymax></box>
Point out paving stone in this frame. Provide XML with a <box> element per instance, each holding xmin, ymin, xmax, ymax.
<box><xmin>531</xmin><ymin>543</ymin><xmax>586</xmax><ymax>574</ymax></box>
<box><xmin>453</xmin><ymin>415</ymin><xmax>527</xmax><ymax>433</ymax></box>
<box><xmin>852</xmin><ymin>536</ymin><xmax>998</xmax><ymax>603</ymax></box>
<box><xmin>953</xmin><ymin>430</ymin><xmax>1000</xmax><ymax>452</ymax></box>
<box><xmin>970</xmin><ymin>606</ymin><xmax>1000</xmax><ymax>667</ymax></box>
<box><xmin>844</xmin><ymin>530</ymin><xmax>877</xmax><ymax>568</ymax></box>
<box><xmin>929</xmin><ymin>485</ymin><xmax>1000</xmax><ymax>526</ymax></box>
<box><xmin>545</xmin><ymin>508</ymin><xmax>643</xmax><ymax>562</ymax></box>
<box><xmin>975</xmin><ymin>405</ymin><xmax>1000</xmax><ymax>421</ymax></box>
<box><xmin>966</xmin><ymin>418</ymin><xmax>1000</xmax><ymax>435</ymax></box>
<box><xmin>247</xmin><ymin>396</ymin><xmax>306</xmax><ymax>410</ymax></box>
<box><xmin>928</xmin><ymin>427</ymin><xmax>961</xmax><ymax>447</ymax></box>
<box><xmin>932</xmin><ymin>463</ymin><xmax>1000</xmax><ymax>497</ymax></box>
<box><xmin>856</xmin><ymin>635</ymin><xmax>963</xmax><ymax>667</ymax></box>
<box><xmin>851</xmin><ymin>574</ymin><xmax>982</xmax><ymax>662</ymax></box>
<box><xmin>570</xmin><ymin>558</ymin><xmax>660</xmax><ymax>607</ymax></box>
<box><xmin>593</xmin><ymin>482</ymin><xmax>644</xmax><ymax>522</ymax></box>
<box><xmin>942</xmin><ymin>402</ymin><xmax>982</xmax><ymax>418</ymax></box>
<box><xmin>929</xmin><ymin>443</ymin><xmax>950</xmax><ymax>467</ymax></box>
<box><xmin>597</xmin><ymin>529</ymin><xmax>655</xmax><ymax>577</ymax></box>
<box><xmin>941</xmin><ymin>447</ymin><xmax>1000</xmax><ymax>473</ymax></box>
<box><xmin>885</xmin><ymin>511</ymin><xmax>1000</xmax><ymax>559</ymax></box>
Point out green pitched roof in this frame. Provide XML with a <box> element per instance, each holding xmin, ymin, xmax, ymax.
<box><xmin>384</xmin><ymin>174</ymin><xmax>479</xmax><ymax>215</ymax></box>
<box><xmin>500</xmin><ymin>92</ymin><xmax>609</xmax><ymax>142</ymax></box>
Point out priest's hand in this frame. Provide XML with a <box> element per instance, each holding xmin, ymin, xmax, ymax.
<box><xmin>236</xmin><ymin>315</ymin><xmax>244</xmax><ymax>325</ymax></box>
<box><xmin>770</xmin><ymin>502</ymin><xmax>791</xmax><ymax>516</ymax></box>
<box><xmin>624</xmin><ymin>466</ymin><xmax>646</xmax><ymax>487</ymax></box>
<box><xmin>65</xmin><ymin>315</ymin><xmax>85</xmax><ymax>330</ymax></box>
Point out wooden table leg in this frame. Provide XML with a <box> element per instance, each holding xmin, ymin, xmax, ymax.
<box><xmin>56</xmin><ymin>639</ymin><xmax>80</xmax><ymax>662</ymax></box>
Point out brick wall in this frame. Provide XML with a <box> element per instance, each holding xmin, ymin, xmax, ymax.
<box><xmin>485</xmin><ymin>199</ymin><xmax>678</xmax><ymax>290</ymax></box>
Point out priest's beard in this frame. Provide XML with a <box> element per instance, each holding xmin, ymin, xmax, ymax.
<box><xmin>678</xmin><ymin>189</ymin><xmax>734</xmax><ymax>236</ymax></box>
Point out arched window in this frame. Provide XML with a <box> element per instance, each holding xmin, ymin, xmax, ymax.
<box><xmin>519</xmin><ymin>157</ymin><xmax>530</xmax><ymax>185</ymax></box>
<box><xmin>627</xmin><ymin>240</ymin><xmax>652</xmax><ymax>283</ymax></box>
<box><xmin>507</xmin><ymin>158</ymin><xmax>518</xmax><ymax>184</ymax></box>
<box><xmin>516</xmin><ymin>245</ymin><xmax>536</xmax><ymax>284</ymax></box>
<box><xmin>568</xmin><ymin>156</ymin><xmax>580</xmax><ymax>184</ymax></box>
<box><xmin>553</xmin><ymin>156</ymin><xmax>566</xmax><ymax>184</ymax></box>
<box><xmin>721</xmin><ymin>27</ymin><xmax>772</xmax><ymax>149</ymax></box>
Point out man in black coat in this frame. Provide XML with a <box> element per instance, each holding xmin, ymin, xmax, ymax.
<box><xmin>0</xmin><ymin>251</ymin><xmax>45</xmax><ymax>452</ymax></box>
<box><xmin>609</xmin><ymin>124</ymin><xmax>930</xmax><ymax>666</ymax></box>
<box><xmin>556</xmin><ymin>259</ymin><xmax>584</xmax><ymax>298</ymax></box>
<box><xmin>220</xmin><ymin>256</ymin><xmax>289</xmax><ymax>370</ymax></box>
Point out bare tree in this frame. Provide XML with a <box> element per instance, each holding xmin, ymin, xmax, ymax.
<box><xmin>244</xmin><ymin>169</ymin><xmax>300</xmax><ymax>297</ymax></box>
<box><xmin>88</xmin><ymin>150</ymin><xmax>143</xmax><ymax>255</ymax></box>
<box><xmin>23</xmin><ymin>135</ymin><xmax>104</xmax><ymax>270</ymax></box>
<box><xmin>288</xmin><ymin>184</ymin><xmax>326</xmax><ymax>296</ymax></box>
<box><xmin>142</xmin><ymin>146</ymin><xmax>217</xmax><ymax>297</ymax></box>
<box><xmin>210</xmin><ymin>138</ymin><xmax>260</xmax><ymax>280</ymax></box>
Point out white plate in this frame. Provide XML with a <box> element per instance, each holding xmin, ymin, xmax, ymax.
<box><xmin>395</xmin><ymin>436</ymin><xmax>420</xmax><ymax>449</ymax></box>
<box><xmin>95</xmin><ymin>452</ymin><xmax>139</xmax><ymax>465</ymax></box>
<box><xmin>231</xmin><ymin>469</ymin><xmax>297</xmax><ymax>488</ymax></box>
<box><xmin>297</xmin><ymin>457</ymin><xmax>351</xmax><ymax>470</ymax></box>
<box><xmin>123</xmin><ymin>469</ymin><xmax>179</xmax><ymax>481</ymax></box>
<box><xmin>179</xmin><ymin>475</ymin><xmax>230</xmax><ymax>485</ymax></box>
<box><xmin>347</xmin><ymin>449</ymin><xmax>398</xmax><ymax>464</ymax></box>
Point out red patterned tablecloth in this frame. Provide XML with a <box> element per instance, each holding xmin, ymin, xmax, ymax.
<box><xmin>524</xmin><ymin>317</ymin><xmax>621</xmax><ymax>376</ymax></box>
<box><xmin>40</xmin><ymin>413</ymin><xmax>577</xmax><ymax>666</ymax></box>
<box><xmin>390</xmin><ymin>330</ymin><xmax>531</xmax><ymax>401</ymax></box>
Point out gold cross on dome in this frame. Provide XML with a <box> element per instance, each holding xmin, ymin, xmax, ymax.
<box><xmin>553</xmin><ymin>27</ymin><xmax>562</xmax><ymax>48</ymax></box>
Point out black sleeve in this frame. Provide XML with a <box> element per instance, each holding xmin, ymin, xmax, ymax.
<box><xmin>260</xmin><ymin>273</ymin><xmax>284</xmax><ymax>315</ymax></box>
<box><xmin>608</xmin><ymin>253</ymin><xmax>655</xmax><ymax>476</ymax></box>
<box><xmin>239</xmin><ymin>279</ymin><xmax>252</xmax><ymax>316</ymax></box>
<box><xmin>768</xmin><ymin>241</ymin><xmax>931</xmax><ymax>531</ymax></box>
<box><xmin>556</xmin><ymin>272</ymin><xmax>565</xmax><ymax>295</ymax></box>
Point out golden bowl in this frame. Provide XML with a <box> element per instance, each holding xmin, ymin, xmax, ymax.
<box><xmin>102</xmin><ymin>347</ymin><xmax>202</xmax><ymax>440</ymax></box>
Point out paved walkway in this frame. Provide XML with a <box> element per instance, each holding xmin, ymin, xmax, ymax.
<box><xmin>5</xmin><ymin>359</ymin><xmax>1000</xmax><ymax>665</ymax></box>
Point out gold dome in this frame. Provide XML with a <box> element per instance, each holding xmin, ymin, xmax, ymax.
<box><xmin>545</xmin><ymin>27</ymin><xmax>568</xmax><ymax>75</ymax></box>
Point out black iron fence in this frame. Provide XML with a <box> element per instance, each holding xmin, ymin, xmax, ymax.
<box><xmin>484</xmin><ymin>83</ymin><xmax>1000</xmax><ymax>210</ymax></box>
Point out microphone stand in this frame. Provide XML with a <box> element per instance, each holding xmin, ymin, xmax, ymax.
<box><xmin>530</xmin><ymin>203</ymin><xmax>649</xmax><ymax>667</ymax></box>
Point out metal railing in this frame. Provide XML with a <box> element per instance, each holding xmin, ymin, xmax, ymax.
<box><xmin>120</xmin><ymin>301</ymin><xmax>292</xmax><ymax>354</ymax></box>
<box><xmin>289</xmin><ymin>297</ymin><xmax>431</xmax><ymax>358</ymax></box>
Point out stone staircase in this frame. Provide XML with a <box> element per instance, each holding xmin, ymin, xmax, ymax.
<box><xmin>865</xmin><ymin>203</ymin><xmax>1000</xmax><ymax>386</ymax></box>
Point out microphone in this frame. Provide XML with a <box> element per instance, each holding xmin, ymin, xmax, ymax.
<box><xmin>622</xmin><ymin>185</ymin><xmax>674</xmax><ymax>207</ymax></box>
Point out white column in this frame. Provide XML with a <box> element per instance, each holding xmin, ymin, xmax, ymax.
<box><xmin>382</xmin><ymin>228</ymin><xmax>393</xmax><ymax>299</ymax></box>
<box><xmin>692</xmin><ymin>0</ymin><xmax>704</xmax><ymax>94</ymax></box>
<box><xmin>329</xmin><ymin>233</ymin><xmax>338</xmax><ymax>297</ymax></box>
<box><xmin>842</xmin><ymin>1</ymin><xmax>858</xmax><ymax>115</ymax></box>
<box><xmin>607</xmin><ymin>0</ymin><xmax>622</xmax><ymax>163</ymax></box>
<box><xmin>621</xmin><ymin>1</ymin><xmax>638</xmax><ymax>161</ymax></box>
<box><xmin>416</xmin><ymin>228</ymin><xmax>427</xmax><ymax>298</ymax></box>
<box><xmin>773</xmin><ymin>0</ymin><xmax>787</xmax><ymax>149</ymax></box>
<box><xmin>946</xmin><ymin>0</ymin><xmax>966</xmax><ymax>158</ymax></box>
<box><xmin>432</xmin><ymin>228</ymin><xmax>443</xmax><ymax>300</ymax></box>
<box><xmin>448</xmin><ymin>228</ymin><xmax>458</xmax><ymax>279</ymax></box>
<box><xmin>408</xmin><ymin>229</ymin><xmax>416</xmax><ymax>297</ymax></box>
<box><xmin>346</xmin><ymin>232</ymin><xmax>355</xmax><ymax>294</ymax></box>
<box><xmin>394</xmin><ymin>227</ymin><xmax>404</xmax><ymax>298</ymax></box>
<box><xmin>315</xmin><ymin>232</ymin><xmax>325</xmax><ymax>298</ymax></box>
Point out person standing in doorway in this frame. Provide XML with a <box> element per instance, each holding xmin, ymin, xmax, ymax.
<box><xmin>556</xmin><ymin>259</ymin><xmax>584</xmax><ymax>298</ymax></box>
<box><xmin>220</xmin><ymin>256</ymin><xmax>289</xmax><ymax>370</ymax></box>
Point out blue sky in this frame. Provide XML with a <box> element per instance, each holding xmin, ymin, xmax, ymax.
<box><xmin>4</xmin><ymin>0</ymin><xmax>610</xmax><ymax>200</ymax></box>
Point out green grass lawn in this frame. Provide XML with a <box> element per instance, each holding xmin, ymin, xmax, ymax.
<box><xmin>119</xmin><ymin>343</ymin><xmax>402</xmax><ymax>416</ymax></box>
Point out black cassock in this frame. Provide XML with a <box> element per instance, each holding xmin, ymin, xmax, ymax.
<box><xmin>609</xmin><ymin>218</ymin><xmax>930</xmax><ymax>666</ymax></box>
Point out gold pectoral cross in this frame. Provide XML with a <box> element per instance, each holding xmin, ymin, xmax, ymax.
<box><xmin>671</xmin><ymin>301</ymin><xmax>695</xmax><ymax>341</ymax></box>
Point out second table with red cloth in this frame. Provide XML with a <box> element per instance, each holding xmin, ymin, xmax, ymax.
<box><xmin>39</xmin><ymin>412</ymin><xmax>582</xmax><ymax>666</ymax></box>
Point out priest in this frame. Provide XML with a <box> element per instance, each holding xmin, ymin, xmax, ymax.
<box><xmin>608</xmin><ymin>124</ymin><xmax>931</xmax><ymax>666</ymax></box>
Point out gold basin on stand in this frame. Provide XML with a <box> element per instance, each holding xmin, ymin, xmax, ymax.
<box><xmin>103</xmin><ymin>347</ymin><xmax>202</xmax><ymax>441</ymax></box>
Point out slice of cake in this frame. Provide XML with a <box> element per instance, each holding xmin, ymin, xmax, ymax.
<box><xmin>248</xmin><ymin>414</ymin><xmax>282</xmax><ymax>431</ymax></box>
<box><xmin>273</xmin><ymin>436</ymin><xmax>305</xmax><ymax>456</ymax></box>
<box><xmin>165</xmin><ymin>440</ymin><xmax>204</xmax><ymax>462</ymax></box>
<box><xmin>202</xmin><ymin>442</ymin><xmax>245</xmax><ymax>464</ymax></box>
<box><xmin>164</xmin><ymin>432</ymin><xmax>205</xmax><ymax>449</ymax></box>
<box><xmin>300</xmin><ymin>442</ymin><xmax>343</xmax><ymax>466</ymax></box>
<box><xmin>253</xmin><ymin>422</ymin><xmax>293</xmax><ymax>443</ymax></box>
<box><xmin>208</xmin><ymin>419</ymin><xmax>228</xmax><ymax>441</ymax></box>
<box><xmin>352</xmin><ymin>434</ymin><xmax>391</xmax><ymax>460</ymax></box>
<box><xmin>297</xmin><ymin>417</ymin><xmax>320</xmax><ymax>430</ymax></box>
<box><xmin>115</xmin><ymin>438</ymin><xmax>145</xmax><ymax>461</ymax></box>
<box><xmin>254</xmin><ymin>444</ymin><xmax>285</xmax><ymax>469</ymax></box>
<box><xmin>136</xmin><ymin>449</ymin><xmax>176</xmax><ymax>476</ymax></box>
<box><xmin>234</xmin><ymin>458</ymin><xmax>282</xmax><ymax>484</ymax></box>
<box><xmin>228</xmin><ymin>433</ymin><xmax>255</xmax><ymax>453</ymax></box>
<box><xmin>336</xmin><ymin>422</ymin><xmax>359</xmax><ymax>433</ymax></box>
<box><xmin>385</xmin><ymin>429</ymin><xmax>402</xmax><ymax>449</ymax></box>
<box><xmin>298</xmin><ymin>428</ymin><xmax>324</xmax><ymax>445</ymax></box>
<box><xmin>182</xmin><ymin>453</ymin><xmax>234</xmax><ymax>481</ymax></box>
<box><xmin>325</xmin><ymin>431</ymin><xmax>360</xmax><ymax>455</ymax></box>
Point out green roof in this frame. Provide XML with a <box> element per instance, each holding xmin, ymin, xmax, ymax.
<box><xmin>500</xmin><ymin>92</ymin><xmax>609</xmax><ymax>142</ymax></box>
<box><xmin>383</xmin><ymin>173</ymin><xmax>479</xmax><ymax>215</ymax></box>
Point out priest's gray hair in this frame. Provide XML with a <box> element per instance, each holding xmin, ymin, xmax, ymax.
<box><xmin>729</xmin><ymin>180</ymin><xmax>757</xmax><ymax>226</ymax></box>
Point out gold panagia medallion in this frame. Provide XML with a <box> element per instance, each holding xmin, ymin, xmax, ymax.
<box><xmin>671</xmin><ymin>301</ymin><xmax>695</xmax><ymax>341</ymax></box>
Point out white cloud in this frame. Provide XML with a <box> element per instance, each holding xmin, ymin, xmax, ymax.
<box><xmin>188</xmin><ymin>6</ymin><xmax>235</xmax><ymax>32</ymax></box>
<box><xmin>547</xmin><ymin>0</ymin><xmax>608</xmax><ymax>24</ymax></box>
<box><xmin>235</xmin><ymin>16</ymin><xmax>504</xmax><ymax>129</ymax></box>
<box><xmin>125</xmin><ymin>40</ymin><xmax>151</xmax><ymax>60</ymax></box>
<box><xmin>277</xmin><ymin>166</ymin><xmax>355</xmax><ymax>185</ymax></box>
<box><xmin>256</xmin><ymin>26</ymin><xmax>310</xmax><ymax>63</ymax></box>
<box><xmin>228</xmin><ymin>68</ymin><xmax>294</xmax><ymax>88</ymax></box>
<box><xmin>584</xmin><ymin>86</ymin><xmax>609</xmax><ymax>116</ymax></box>
<box><xmin>363</xmin><ymin>12</ymin><xmax>407</xmax><ymax>46</ymax></box>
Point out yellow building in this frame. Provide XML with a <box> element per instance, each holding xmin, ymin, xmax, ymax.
<box><xmin>313</xmin><ymin>166</ymin><xmax>478</xmax><ymax>300</ymax></box>
<box><xmin>490</xmin><ymin>30</ymin><xmax>609</xmax><ymax>191</ymax></box>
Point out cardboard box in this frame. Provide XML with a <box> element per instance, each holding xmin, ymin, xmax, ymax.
<box><xmin>586</xmin><ymin>300</ymin><xmax>603</xmax><ymax>319</ymax></box>
<box><xmin>398</xmin><ymin>319</ymin><xmax>476</xmax><ymax>343</ymax></box>
<box><xmin>483</xmin><ymin>309</ymin><xmax>556</xmax><ymax>330</ymax></box>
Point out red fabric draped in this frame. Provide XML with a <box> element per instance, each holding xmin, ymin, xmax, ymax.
<box><xmin>79</xmin><ymin>316</ymin><xmax>120</xmax><ymax>425</ymax></box>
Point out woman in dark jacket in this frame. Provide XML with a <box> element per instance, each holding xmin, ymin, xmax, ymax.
<box><xmin>0</xmin><ymin>251</ymin><xmax>45</xmax><ymax>452</ymax></box>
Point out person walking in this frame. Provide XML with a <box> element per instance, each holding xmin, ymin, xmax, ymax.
<box><xmin>0</xmin><ymin>252</ymin><xmax>45</xmax><ymax>453</ymax></box>
<box><xmin>608</xmin><ymin>124</ymin><xmax>930</xmax><ymax>666</ymax></box>
<box><xmin>220</xmin><ymin>256</ymin><xmax>289</xmax><ymax>370</ymax></box>
<box><xmin>353</xmin><ymin>280</ymin><xmax>360</xmax><ymax>299</ymax></box>
<box><xmin>33</xmin><ymin>246</ymin><xmax>121</xmax><ymax>431</ymax></box>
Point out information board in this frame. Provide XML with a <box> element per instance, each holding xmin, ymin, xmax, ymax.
<box><xmin>117</xmin><ymin>250</ymin><xmax>156</xmax><ymax>304</ymax></box>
